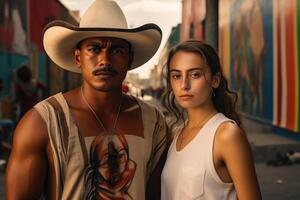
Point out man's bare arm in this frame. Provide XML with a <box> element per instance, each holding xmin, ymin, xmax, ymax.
<box><xmin>5</xmin><ymin>108</ymin><xmax>49</xmax><ymax>199</ymax></box>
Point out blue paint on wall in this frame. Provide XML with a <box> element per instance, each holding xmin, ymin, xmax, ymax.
<box><xmin>0</xmin><ymin>53</ymin><xmax>28</xmax><ymax>97</ymax></box>
<box><xmin>261</xmin><ymin>0</ymin><xmax>274</xmax><ymax>122</ymax></box>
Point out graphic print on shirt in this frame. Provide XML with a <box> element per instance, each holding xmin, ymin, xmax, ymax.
<box><xmin>85</xmin><ymin>134</ymin><xmax>136</xmax><ymax>200</ymax></box>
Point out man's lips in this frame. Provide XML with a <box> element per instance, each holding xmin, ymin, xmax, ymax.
<box><xmin>92</xmin><ymin>67</ymin><xmax>118</xmax><ymax>77</ymax></box>
<box><xmin>93</xmin><ymin>71</ymin><xmax>116</xmax><ymax>76</ymax></box>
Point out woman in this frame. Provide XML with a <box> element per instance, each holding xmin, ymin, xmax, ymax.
<box><xmin>161</xmin><ymin>40</ymin><xmax>261</xmax><ymax>200</ymax></box>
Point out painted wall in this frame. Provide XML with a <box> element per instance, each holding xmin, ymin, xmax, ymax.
<box><xmin>219</xmin><ymin>0</ymin><xmax>300</xmax><ymax>133</ymax></box>
<box><xmin>0</xmin><ymin>0</ymin><xmax>80</xmax><ymax>98</ymax></box>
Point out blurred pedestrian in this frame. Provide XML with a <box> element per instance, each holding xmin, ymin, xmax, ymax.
<box><xmin>14</xmin><ymin>64</ymin><xmax>48</xmax><ymax>119</ymax></box>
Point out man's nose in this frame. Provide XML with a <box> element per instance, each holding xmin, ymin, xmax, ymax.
<box><xmin>98</xmin><ymin>50</ymin><xmax>112</xmax><ymax>67</ymax></box>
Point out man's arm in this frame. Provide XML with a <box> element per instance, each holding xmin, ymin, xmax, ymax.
<box><xmin>5</xmin><ymin>108</ymin><xmax>49</xmax><ymax>199</ymax></box>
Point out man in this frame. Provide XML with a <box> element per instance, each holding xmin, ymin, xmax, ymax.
<box><xmin>6</xmin><ymin>0</ymin><xmax>167</xmax><ymax>199</ymax></box>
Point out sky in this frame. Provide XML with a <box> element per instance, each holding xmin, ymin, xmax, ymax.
<box><xmin>59</xmin><ymin>0</ymin><xmax>182</xmax><ymax>78</ymax></box>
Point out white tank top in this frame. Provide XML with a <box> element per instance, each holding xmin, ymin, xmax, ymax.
<box><xmin>161</xmin><ymin>113</ymin><xmax>237</xmax><ymax>200</ymax></box>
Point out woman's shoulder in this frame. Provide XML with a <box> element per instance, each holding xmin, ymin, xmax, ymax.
<box><xmin>214</xmin><ymin>121</ymin><xmax>251</xmax><ymax>163</ymax></box>
<box><xmin>215</xmin><ymin>121</ymin><xmax>245</xmax><ymax>145</ymax></box>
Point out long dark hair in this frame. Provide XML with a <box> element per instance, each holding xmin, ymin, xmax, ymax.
<box><xmin>162</xmin><ymin>40</ymin><xmax>241</xmax><ymax>131</ymax></box>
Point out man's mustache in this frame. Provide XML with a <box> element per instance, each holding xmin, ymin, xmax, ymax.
<box><xmin>92</xmin><ymin>65</ymin><xmax>118</xmax><ymax>75</ymax></box>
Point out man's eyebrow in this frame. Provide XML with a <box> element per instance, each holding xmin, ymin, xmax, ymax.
<box><xmin>111</xmin><ymin>44</ymin><xmax>127</xmax><ymax>48</ymax></box>
<box><xmin>86</xmin><ymin>41</ymin><xmax>104</xmax><ymax>47</ymax></box>
<box><xmin>85</xmin><ymin>42</ymin><xmax>128</xmax><ymax>49</ymax></box>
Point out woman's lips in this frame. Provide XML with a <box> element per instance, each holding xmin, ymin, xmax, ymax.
<box><xmin>178</xmin><ymin>94</ymin><xmax>193</xmax><ymax>100</ymax></box>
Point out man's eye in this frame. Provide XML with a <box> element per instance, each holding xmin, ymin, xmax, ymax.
<box><xmin>88</xmin><ymin>46</ymin><xmax>101</xmax><ymax>53</ymax></box>
<box><xmin>112</xmin><ymin>48</ymin><xmax>125</xmax><ymax>54</ymax></box>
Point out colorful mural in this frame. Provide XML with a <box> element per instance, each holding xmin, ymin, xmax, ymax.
<box><xmin>219</xmin><ymin>0</ymin><xmax>300</xmax><ymax>133</ymax></box>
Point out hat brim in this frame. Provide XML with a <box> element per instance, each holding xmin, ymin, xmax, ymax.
<box><xmin>43</xmin><ymin>21</ymin><xmax>162</xmax><ymax>73</ymax></box>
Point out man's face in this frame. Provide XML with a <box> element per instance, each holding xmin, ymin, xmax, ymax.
<box><xmin>74</xmin><ymin>37</ymin><xmax>133</xmax><ymax>92</ymax></box>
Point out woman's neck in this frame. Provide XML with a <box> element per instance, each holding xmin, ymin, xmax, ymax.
<box><xmin>186</xmin><ymin>103</ymin><xmax>217</xmax><ymax>128</ymax></box>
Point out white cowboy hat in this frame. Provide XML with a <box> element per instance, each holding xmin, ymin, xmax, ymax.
<box><xmin>43</xmin><ymin>0</ymin><xmax>162</xmax><ymax>73</ymax></box>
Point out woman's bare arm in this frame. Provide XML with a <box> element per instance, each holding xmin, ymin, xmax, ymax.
<box><xmin>216</xmin><ymin>122</ymin><xmax>262</xmax><ymax>200</ymax></box>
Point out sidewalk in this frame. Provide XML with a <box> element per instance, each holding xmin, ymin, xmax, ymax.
<box><xmin>242</xmin><ymin>116</ymin><xmax>300</xmax><ymax>162</ymax></box>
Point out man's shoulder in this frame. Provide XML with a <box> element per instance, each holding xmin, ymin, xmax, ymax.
<box><xmin>34</xmin><ymin>92</ymin><xmax>67</xmax><ymax>120</ymax></box>
<box><xmin>35</xmin><ymin>92</ymin><xmax>63</xmax><ymax>106</ymax></box>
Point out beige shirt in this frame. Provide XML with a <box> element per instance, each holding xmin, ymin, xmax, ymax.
<box><xmin>34</xmin><ymin>93</ymin><xmax>167</xmax><ymax>200</ymax></box>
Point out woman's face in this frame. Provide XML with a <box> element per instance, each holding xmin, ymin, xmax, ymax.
<box><xmin>169</xmin><ymin>51</ymin><xmax>214</xmax><ymax>110</ymax></box>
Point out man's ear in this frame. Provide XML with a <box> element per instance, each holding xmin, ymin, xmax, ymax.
<box><xmin>212</xmin><ymin>72</ymin><xmax>221</xmax><ymax>88</ymax></box>
<box><xmin>73</xmin><ymin>49</ymin><xmax>81</xmax><ymax>68</ymax></box>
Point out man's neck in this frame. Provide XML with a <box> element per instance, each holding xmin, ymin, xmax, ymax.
<box><xmin>80</xmin><ymin>85</ymin><xmax>123</xmax><ymax>114</ymax></box>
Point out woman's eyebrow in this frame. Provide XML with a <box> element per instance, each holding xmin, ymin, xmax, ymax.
<box><xmin>170</xmin><ymin>69</ymin><xmax>181</xmax><ymax>73</ymax></box>
<box><xmin>188</xmin><ymin>66</ymin><xmax>205</xmax><ymax>71</ymax></box>
<box><xmin>170</xmin><ymin>67</ymin><xmax>204</xmax><ymax>72</ymax></box>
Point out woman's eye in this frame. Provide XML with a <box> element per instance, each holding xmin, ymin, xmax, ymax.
<box><xmin>171</xmin><ymin>74</ymin><xmax>181</xmax><ymax>80</ymax></box>
<box><xmin>190</xmin><ymin>71</ymin><xmax>203</xmax><ymax>78</ymax></box>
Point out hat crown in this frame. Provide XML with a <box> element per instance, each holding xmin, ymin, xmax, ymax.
<box><xmin>80</xmin><ymin>0</ymin><xmax>128</xmax><ymax>29</ymax></box>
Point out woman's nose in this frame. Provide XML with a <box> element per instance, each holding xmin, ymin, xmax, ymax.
<box><xmin>181</xmin><ymin>76</ymin><xmax>190</xmax><ymax>91</ymax></box>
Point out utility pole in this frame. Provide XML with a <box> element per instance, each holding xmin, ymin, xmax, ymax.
<box><xmin>204</xmin><ymin>0</ymin><xmax>218</xmax><ymax>49</ymax></box>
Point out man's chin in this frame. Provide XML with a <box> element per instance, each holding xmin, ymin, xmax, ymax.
<box><xmin>94</xmin><ymin>85</ymin><xmax>120</xmax><ymax>93</ymax></box>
